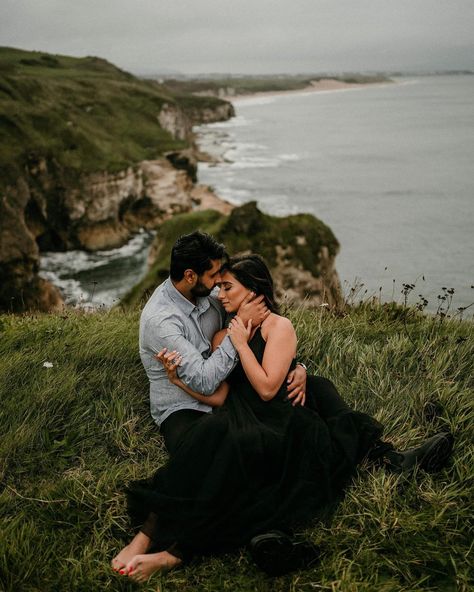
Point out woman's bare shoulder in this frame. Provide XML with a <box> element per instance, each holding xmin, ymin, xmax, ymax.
<box><xmin>261</xmin><ymin>313</ymin><xmax>295</xmax><ymax>339</ymax></box>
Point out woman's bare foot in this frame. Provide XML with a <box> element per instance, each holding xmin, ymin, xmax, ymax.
<box><xmin>123</xmin><ymin>551</ymin><xmax>182</xmax><ymax>582</ymax></box>
<box><xmin>111</xmin><ymin>532</ymin><xmax>152</xmax><ymax>572</ymax></box>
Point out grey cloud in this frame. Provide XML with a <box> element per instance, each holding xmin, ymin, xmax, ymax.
<box><xmin>1</xmin><ymin>0</ymin><xmax>473</xmax><ymax>73</ymax></box>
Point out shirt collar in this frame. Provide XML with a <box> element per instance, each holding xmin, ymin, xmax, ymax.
<box><xmin>164</xmin><ymin>277</ymin><xmax>210</xmax><ymax>317</ymax></box>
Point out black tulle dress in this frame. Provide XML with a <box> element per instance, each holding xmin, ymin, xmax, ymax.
<box><xmin>127</xmin><ymin>329</ymin><xmax>383</xmax><ymax>556</ymax></box>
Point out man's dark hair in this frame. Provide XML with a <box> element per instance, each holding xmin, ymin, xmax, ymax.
<box><xmin>170</xmin><ymin>231</ymin><xmax>227</xmax><ymax>281</ymax></box>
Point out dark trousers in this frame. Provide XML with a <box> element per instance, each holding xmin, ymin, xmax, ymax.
<box><xmin>160</xmin><ymin>408</ymin><xmax>208</xmax><ymax>456</ymax></box>
<box><xmin>140</xmin><ymin>409</ymin><xmax>208</xmax><ymax>560</ymax></box>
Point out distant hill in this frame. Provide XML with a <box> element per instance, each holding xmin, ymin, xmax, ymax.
<box><xmin>0</xmin><ymin>47</ymin><xmax>228</xmax><ymax>188</ymax></box>
<box><xmin>159</xmin><ymin>73</ymin><xmax>391</xmax><ymax>98</ymax></box>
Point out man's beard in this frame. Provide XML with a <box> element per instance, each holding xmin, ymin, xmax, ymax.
<box><xmin>191</xmin><ymin>279</ymin><xmax>212</xmax><ymax>298</ymax></box>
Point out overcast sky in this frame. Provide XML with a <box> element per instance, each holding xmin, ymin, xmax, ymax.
<box><xmin>2</xmin><ymin>0</ymin><xmax>473</xmax><ymax>75</ymax></box>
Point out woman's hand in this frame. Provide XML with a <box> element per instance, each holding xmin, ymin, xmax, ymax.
<box><xmin>155</xmin><ymin>348</ymin><xmax>182</xmax><ymax>384</ymax></box>
<box><xmin>227</xmin><ymin>316</ymin><xmax>252</xmax><ymax>351</ymax></box>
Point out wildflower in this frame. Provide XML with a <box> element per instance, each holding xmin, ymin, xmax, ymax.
<box><xmin>43</xmin><ymin>361</ymin><xmax>54</xmax><ymax>368</ymax></box>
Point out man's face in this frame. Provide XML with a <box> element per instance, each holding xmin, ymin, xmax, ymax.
<box><xmin>191</xmin><ymin>259</ymin><xmax>223</xmax><ymax>298</ymax></box>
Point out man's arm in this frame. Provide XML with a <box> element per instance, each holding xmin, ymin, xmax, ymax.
<box><xmin>145</xmin><ymin>316</ymin><xmax>238</xmax><ymax>395</ymax></box>
<box><xmin>156</xmin><ymin>349</ymin><xmax>229</xmax><ymax>407</ymax></box>
<box><xmin>286</xmin><ymin>364</ymin><xmax>307</xmax><ymax>406</ymax></box>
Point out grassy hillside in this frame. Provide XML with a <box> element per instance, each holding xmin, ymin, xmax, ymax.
<box><xmin>0</xmin><ymin>47</ymin><xmax>228</xmax><ymax>188</ymax></box>
<box><xmin>0</xmin><ymin>303</ymin><xmax>472</xmax><ymax>591</ymax></box>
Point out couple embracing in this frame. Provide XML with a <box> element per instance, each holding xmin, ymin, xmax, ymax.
<box><xmin>112</xmin><ymin>231</ymin><xmax>453</xmax><ymax>581</ymax></box>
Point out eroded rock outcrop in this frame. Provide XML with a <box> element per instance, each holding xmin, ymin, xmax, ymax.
<box><xmin>122</xmin><ymin>202</ymin><xmax>342</xmax><ymax>309</ymax></box>
<box><xmin>158</xmin><ymin>102</ymin><xmax>235</xmax><ymax>141</ymax></box>
<box><xmin>0</xmin><ymin>153</ymin><xmax>210</xmax><ymax>312</ymax></box>
<box><xmin>0</xmin><ymin>177</ymin><xmax>64</xmax><ymax>312</ymax></box>
<box><xmin>219</xmin><ymin>202</ymin><xmax>342</xmax><ymax>308</ymax></box>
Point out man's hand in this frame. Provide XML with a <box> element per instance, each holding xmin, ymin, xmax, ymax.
<box><xmin>237</xmin><ymin>292</ymin><xmax>270</xmax><ymax>327</ymax></box>
<box><xmin>286</xmin><ymin>364</ymin><xmax>307</xmax><ymax>406</ymax></box>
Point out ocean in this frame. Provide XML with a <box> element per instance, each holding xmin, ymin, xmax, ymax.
<box><xmin>40</xmin><ymin>75</ymin><xmax>474</xmax><ymax>313</ymax></box>
<box><xmin>196</xmin><ymin>75</ymin><xmax>474</xmax><ymax>313</ymax></box>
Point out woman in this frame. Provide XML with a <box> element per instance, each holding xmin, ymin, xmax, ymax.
<box><xmin>113</xmin><ymin>254</ymin><xmax>383</xmax><ymax>581</ymax></box>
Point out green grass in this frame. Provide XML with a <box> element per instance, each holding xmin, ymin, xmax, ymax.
<box><xmin>0</xmin><ymin>47</ymin><xmax>229</xmax><ymax>188</ymax></box>
<box><xmin>0</xmin><ymin>302</ymin><xmax>472</xmax><ymax>591</ymax></box>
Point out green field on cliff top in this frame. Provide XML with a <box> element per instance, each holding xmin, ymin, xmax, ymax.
<box><xmin>0</xmin><ymin>303</ymin><xmax>472</xmax><ymax>592</ymax></box>
<box><xmin>160</xmin><ymin>73</ymin><xmax>390</xmax><ymax>96</ymax></box>
<box><xmin>0</xmin><ymin>47</ymin><xmax>226</xmax><ymax>187</ymax></box>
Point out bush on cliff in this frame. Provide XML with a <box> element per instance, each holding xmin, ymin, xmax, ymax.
<box><xmin>0</xmin><ymin>304</ymin><xmax>472</xmax><ymax>591</ymax></box>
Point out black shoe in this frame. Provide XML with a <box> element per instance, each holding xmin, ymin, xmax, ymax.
<box><xmin>365</xmin><ymin>439</ymin><xmax>396</xmax><ymax>467</ymax></box>
<box><xmin>383</xmin><ymin>432</ymin><xmax>454</xmax><ymax>474</ymax></box>
<box><xmin>249</xmin><ymin>530</ymin><xmax>320</xmax><ymax>576</ymax></box>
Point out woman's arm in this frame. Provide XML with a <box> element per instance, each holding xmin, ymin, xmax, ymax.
<box><xmin>155</xmin><ymin>349</ymin><xmax>229</xmax><ymax>407</ymax></box>
<box><xmin>227</xmin><ymin>316</ymin><xmax>296</xmax><ymax>401</ymax></box>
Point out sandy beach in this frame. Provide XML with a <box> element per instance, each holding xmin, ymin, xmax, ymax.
<box><xmin>226</xmin><ymin>78</ymin><xmax>392</xmax><ymax>103</ymax></box>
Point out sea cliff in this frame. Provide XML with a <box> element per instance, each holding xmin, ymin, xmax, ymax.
<box><xmin>0</xmin><ymin>48</ymin><xmax>233</xmax><ymax>312</ymax></box>
<box><xmin>1</xmin><ymin>47</ymin><xmax>343</xmax><ymax>314</ymax></box>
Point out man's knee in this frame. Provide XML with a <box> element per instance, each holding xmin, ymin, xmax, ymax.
<box><xmin>305</xmin><ymin>375</ymin><xmax>349</xmax><ymax>416</ymax></box>
<box><xmin>307</xmin><ymin>375</ymin><xmax>336</xmax><ymax>394</ymax></box>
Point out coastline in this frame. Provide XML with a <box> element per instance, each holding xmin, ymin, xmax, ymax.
<box><xmin>196</xmin><ymin>74</ymin><xmax>474</xmax><ymax>313</ymax></box>
<box><xmin>224</xmin><ymin>78</ymin><xmax>393</xmax><ymax>103</ymax></box>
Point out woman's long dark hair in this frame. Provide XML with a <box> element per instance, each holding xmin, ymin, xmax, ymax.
<box><xmin>222</xmin><ymin>254</ymin><xmax>279</xmax><ymax>314</ymax></box>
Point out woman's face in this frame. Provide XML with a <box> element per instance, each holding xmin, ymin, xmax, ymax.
<box><xmin>217</xmin><ymin>270</ymin><xmax>251</xmax><ymax>313</ymax></box>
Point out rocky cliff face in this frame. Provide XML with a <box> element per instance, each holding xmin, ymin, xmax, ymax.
<box><xmin>0</xmin><ymin>47</ymin><xmax>239</xmax><ymax>313</ymax></box>
<box><xmin>64</xmin><ymin>158</ymin><xmax>195</xmax><ymax>250</ymax></box>
<box><xmin>158</xmin><ymin>102</ymin><xmax>235</xmax><ymax>141</ymax></box>
<box><xmin>0</xmin><ymin>151</ymin><xmax>222</xmax><ymax>312</ymax></box>
<box><xmin>0</xmin><ymin>176</ymin><xmax>64</xmax><ymax>312</ymax></box>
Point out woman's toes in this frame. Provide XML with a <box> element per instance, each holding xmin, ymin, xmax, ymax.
<box><xmin>124</xmin><ymin>555</ymin><xmax>143</xmax><ymax>580</ymax></box>
<box><xmin>111</xmin><ymin>558</ymin><xmax>125</xmax><ymax>571</ymax></box>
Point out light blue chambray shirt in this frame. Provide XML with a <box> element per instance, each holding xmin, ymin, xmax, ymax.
<box><xmin>139</xmin><ymin>278</ymin><xmax>238</xmax><ymax>426</ymax></box>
